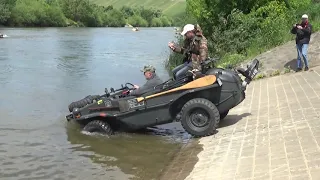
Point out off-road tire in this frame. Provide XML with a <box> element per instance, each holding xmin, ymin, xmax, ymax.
<box><xmin>68</xmin><ymin>95</ymin><xmax>100</xmax><ymax>112</ymax></box>
<box><xmin>83</xmin><ymin>120</ymin><xmax>113</xmax><ymax>135</ymax></box>
<box><xmin>220</xmin><ymin>110</ymin><xmax>229</xmax><ymax>121</ymax></box>
<box><xmin>180</xmin><ymin>98</ymin><xmax>220</xmax><ymax>137</ymax></box>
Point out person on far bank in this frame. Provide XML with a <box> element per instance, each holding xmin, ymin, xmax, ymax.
<box><xmin>291</xmin><ymin>14</ymin><xmax>312</xmax><ymax>71</ymax></box>
<box><xmin>168</xmin><ymin>24</ymin><xmax>208</xmax><ymax>79</ymax></box>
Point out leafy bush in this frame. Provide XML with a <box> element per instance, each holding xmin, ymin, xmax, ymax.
<box><xmin>151</xmin><ymin>18</ymin><xmax>163</xmax><ymax>27</ymax></box>
<box><xmin>167</xmin><ymin>0</ymin><xmax>320</xmax><ymax>70</ymax></box>
<box><xmin>128</xmin><ymin>15</ymin><xmax>148</xmax><ymax>27</ymax></box>
<box><xmin>8</xmin><ymin>0</ymin><xmax>67</xmax><ymax>27</ymax></box>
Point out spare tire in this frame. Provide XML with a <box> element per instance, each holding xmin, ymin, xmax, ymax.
<box><xmin>68</xmin><ymin>98</ymin><xmax>90</xmax><ymax>112</ymax></box>
<box><xmin>68</xmin><ymin>95</ymin><xmax>101</xmax><ymax>112</ymax></box>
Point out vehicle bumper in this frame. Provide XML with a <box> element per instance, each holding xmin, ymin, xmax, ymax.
<box><xmin>66</xmin><ymin>114</ymin><xmax>74</xmax><ymax>121</ymax></box>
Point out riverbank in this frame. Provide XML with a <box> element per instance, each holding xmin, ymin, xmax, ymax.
<box><xmin>241</xmin><ymin>31</ymin><xmax>320</xmax><ymax>78</ymax></box>
<box><xmin>159</xmin><ymin>30</ymin><xmax>320</xmax><ymax>179</ymax></box>
<box><xmin>182</xmin><ymin>66</ymin><xmax>320</xmax><ymax>180</ymax></box>
<box><xmin>158</xmin><ymin>138</ymin><xmax>202</xmax><ymax>180</ymax></box>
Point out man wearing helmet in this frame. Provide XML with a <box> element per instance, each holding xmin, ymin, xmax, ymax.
<box><xmin>168</xmin><ymin>24</ymin><xmax>208</xmax><ymax>79</ymax></box>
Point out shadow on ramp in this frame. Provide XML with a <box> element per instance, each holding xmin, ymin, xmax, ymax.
<box><xmin>219</xmin><ymin>112</ymin><xmax>251</xmax><ymax>128</ymax></box>
<box><xmin>284</xmin><ymin>58</ymin><xmax>298</xmax><ymax>70</ymax></box>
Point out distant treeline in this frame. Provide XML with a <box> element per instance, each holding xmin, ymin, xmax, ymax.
<box><xmin>0</xmin><ymin>0</ymin><xmax>176</xmax><ymax>27</ymax></box>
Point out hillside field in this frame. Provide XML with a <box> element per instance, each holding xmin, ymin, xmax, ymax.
<box><xmin>91</xmin><ymin>0</ymin><xmax>186</xmax><ymax>17</ymax></box>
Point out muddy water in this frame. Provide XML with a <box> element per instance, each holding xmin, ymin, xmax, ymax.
<box><xmin>0</xmin><ymin>27</ymin><xmax>197</xmax><ymax>180</ymax></box>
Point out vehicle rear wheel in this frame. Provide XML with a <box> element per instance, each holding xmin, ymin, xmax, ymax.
<box><xmin>180</xmin><ymin>98</ymin><xmax>220</xmax><ymax>137</ymax></box>
<box><xmin>220</xmin><ymin>110</ymin><xmax>229</xmax><ymax>121</ymax></box>
<box><xmin>83</xmin><ymin>120</ymin><xmax>113</xmax><ymax>135</ymax></box>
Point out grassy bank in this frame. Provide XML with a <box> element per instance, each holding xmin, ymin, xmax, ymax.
<box><xmin>0</xmin><ymin>0</ymin><xmax>184</xmax><ymax>27</ymax></box>
<box><xmin>166</xmin><ymin>0</ymin><xmax>320</xmax><ymax>71</ymax></box>
<box><xmin>91</xmin><ymin>0</ymin><xmax>186</xmax><ymax>18</ymax></box>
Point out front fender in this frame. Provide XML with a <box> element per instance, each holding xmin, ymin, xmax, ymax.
<box><xmin>168</xmin><ymin>83</ymin><xmax>220</xmax><ymax>117</ymax></box>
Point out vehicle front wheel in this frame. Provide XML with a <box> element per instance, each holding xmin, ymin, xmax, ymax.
<box><xmin>83</xmin><ymin>120</ymin><xmax>113</xmax><ymax>135</ymax></box>
<box><xmin>180</xmin><ymin>98</ymin><xmax>220</xmax><ymax>137</ymax></box>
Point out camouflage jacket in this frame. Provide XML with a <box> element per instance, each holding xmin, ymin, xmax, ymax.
<box><xmin>173</xmin><ymin>28</ymin><xmax>208</xmax><ymax>70</ymax></box>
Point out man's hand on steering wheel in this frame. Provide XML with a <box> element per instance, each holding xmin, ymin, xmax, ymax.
<box><xmin>129</xmin><ymin>85</ymin><xmax>139</xmax><ymax>93</ymax></box>
<box><xmin>122</xmin><ymin>83</ymin><xmax>137</xmax><ymax>95</ymax></box>
<box><xmin>122</xmin><ymin>90</ymin><xmax>130</xmax><ymax>95</ymax></box>
<box><xmin>124</xmin><ymin>83</ymin><xmax>136</xmax><ymax>90</ymax></box>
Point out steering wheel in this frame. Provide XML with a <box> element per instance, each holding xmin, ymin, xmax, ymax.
<box><xmin>118</xmin><ymin>83</ymin><xmax>135</xmax><ymax>97</ymax></box>
<box><xmin>125</xmin><ymin>83</ymin><xmax>135</xmax><ymax>90</ymax></box>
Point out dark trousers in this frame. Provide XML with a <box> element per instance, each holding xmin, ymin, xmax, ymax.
<box><xmin>172</xmin><ymin>62</ymin><xmax>192</xmax><ymax>80</ymax></box>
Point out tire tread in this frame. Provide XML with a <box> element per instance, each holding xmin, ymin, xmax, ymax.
<box><xmin>83</xmin><ymin>120</ymin><xmax>113</xmax><ymax>135</ymax></box>
<box><xmin>180</xmin><ymin>98</ymin><xmax>220</xmax><ymax>137</ymax></box>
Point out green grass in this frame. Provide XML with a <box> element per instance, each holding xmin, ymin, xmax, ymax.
<box><xmin>91</xmin><ymin>0</ymin><xmax>186</xmax><ymax>17</ymax></box>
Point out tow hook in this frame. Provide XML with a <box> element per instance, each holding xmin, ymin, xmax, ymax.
<box><xmin>175</xmin><ymin>113</ymin><xmax>182</xmax><ymax>121</ymax></box>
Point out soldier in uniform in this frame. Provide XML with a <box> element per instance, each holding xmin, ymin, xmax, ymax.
<box><xmin>129</xmin><ymin>65</ymin><xmax>163</xmax><ymax>96</ymax></box>
<box><xmin>168</xmin><ymin>24</ymin><xmax>208</xmax><ymax>79</ymax></box>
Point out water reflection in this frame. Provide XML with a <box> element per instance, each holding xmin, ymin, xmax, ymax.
<box><xmin>66</xmin><ymin>122</ymin><xmax>189</xmax><ymax>180</ymax></box>
<box><xmin>55</xmin><ymin>30</ymin><xmax>92</xmax><ymax>79</ymax></box>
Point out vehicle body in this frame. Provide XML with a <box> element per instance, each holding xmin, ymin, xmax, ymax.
<box><xmin>66</xmin><ymin>58</ymin><xmax>259</xmax><ymax>137</ymax></box>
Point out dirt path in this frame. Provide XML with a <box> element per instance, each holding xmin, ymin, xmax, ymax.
<box><xmin>243</xmin><ymin>32</ymin><xmax>320</xmax><ymax>76</ymax></box>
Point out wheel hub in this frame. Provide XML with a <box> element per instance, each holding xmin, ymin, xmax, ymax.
<box><xmin>190</xmin><ymin>110</ymin><xmax>209</xmax><ymax>127</ymax></box>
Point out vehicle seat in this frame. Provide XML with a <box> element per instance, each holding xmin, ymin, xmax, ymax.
<box><xmin>138</xmin><ymin>83</ymin><xmax>165</xmax><ymax>97</ymax></box>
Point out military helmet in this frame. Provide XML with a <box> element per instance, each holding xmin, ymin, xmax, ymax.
<box><xmin>141</xmin><ymin>65</ymin><xmax>156</xmax><ymax>73</ymax></box>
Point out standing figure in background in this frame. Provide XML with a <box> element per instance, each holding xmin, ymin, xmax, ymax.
<box><xmin>291</xmin><ymin>14</ymin><xmax>312</xmax><ymax>71</ymax></box>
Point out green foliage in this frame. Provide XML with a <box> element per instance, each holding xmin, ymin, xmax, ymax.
<box><xmin>0</xmin><ymin>0</ymin><xmax>179</xmax><ymax>27</ymax></box>
<box><xmin>167</xmin><ymin>0</ymin><xmax>320</xmax><ymax>70</ymax></box>
<box><xmin>165</xmin><ymin>35</ymin><xmax>185</xmax><ymax>71</ymax></box>
<box><xmin>8</xmin><ymin>0</ymin><xmax>66</xmax><ymax>27</ymax></box>
<box><xmin>151</xmin><ymin>18</ymin><xmax>163</xmax><ymax>27</ymax></box>
<box><xmin>128</xmin><ymin>15</ymin><xmax>148</xmax><ymax>27</ymax></box>
<box><xmin>270</xmin><ymin>69</ymin><xmax>281</xmax><ymax>76</ymax></box>
<box><xmin>105</xmin><ymin>9</ymin><xmax>126</xmax><ymax>27</ymax></box>
<box><xmin>216</xmin><ymin>53</ymin><xmax>246</xmax><ymax>68</ymax></box>
<box><xmin>91</xmin><ymin>0</ymin><xmax>186</xmax><ymax>18</ymax></box>
<box><xmin>159</xmin><ymin>16</ymin><xmax>172</xmax><ymax>27</ymax></box>
<box><xmin>0</xmin><ymin>2</ymin><xmax>11</xmax><ymax>24</ymax></box>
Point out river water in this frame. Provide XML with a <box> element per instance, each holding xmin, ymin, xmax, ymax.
<box><xmin>0</xmin><ymin>27</ymin><xmax>194</xmax><ymax>180</ymax></box>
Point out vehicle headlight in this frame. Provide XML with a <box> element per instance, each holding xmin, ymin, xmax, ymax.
<box><xmin>72</xmin><ymin>108</ymin><xmax>81</xmax><ymax>118</ymax></box>
<box><xmin>73</xmin><ymin>108</ymin><xmax>79</xmax><ymax>114</ymax></box>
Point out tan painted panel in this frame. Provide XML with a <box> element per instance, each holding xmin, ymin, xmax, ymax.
<box><xmin>136</xmin><ymin>75</ymin><xmax>217</xmax><ymax>102</ymax></box>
